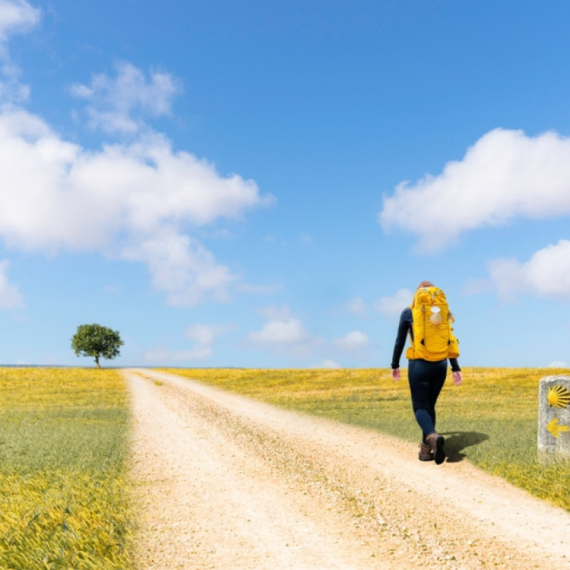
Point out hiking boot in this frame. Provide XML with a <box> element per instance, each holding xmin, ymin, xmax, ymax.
<box><xmin>426</xmin><ymin>432</ymin><xmax>446</xmax><ymax>465</ymax></box>
<box><xmin>418</xmin><ymin>441</ymin><xmax>433</xmax><ymax>461</ymax></box>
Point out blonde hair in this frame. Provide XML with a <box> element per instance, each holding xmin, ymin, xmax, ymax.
<box><xmin>417</xmin><ymin>280</ymin><xmax>434</xmax><ymax>289</ymax></box>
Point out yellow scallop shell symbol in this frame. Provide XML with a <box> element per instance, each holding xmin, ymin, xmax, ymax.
<box><xmin>547</xmin><ymin>385</ymin><xmax>570</xmax><ymax>409</ymax></box>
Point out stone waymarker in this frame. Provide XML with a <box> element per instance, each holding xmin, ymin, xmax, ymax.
<box><xmin>538</xmin><ymin>375</ymin><xmax>570</xmax><ymax>462</ymax></box>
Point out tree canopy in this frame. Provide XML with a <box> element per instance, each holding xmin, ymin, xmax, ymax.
<box><xmin>71</xmin><ymin>324</ymin><xmax>123</xmax><ymax>368</ymax></box>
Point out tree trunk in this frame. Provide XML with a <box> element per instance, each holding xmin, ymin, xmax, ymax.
<box><xmin>95</xmin><ymin>356</ymin><xmax>101</xmax><ymax>369</ymax></box>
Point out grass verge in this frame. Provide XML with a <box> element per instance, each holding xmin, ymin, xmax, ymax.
<box><xmin>161</xmin><ymin>367</ymin><xmax>570</xmax><ymax>512</ymax></box>
<box><xmin>0</xmin><ymin>368</ymin><xmax>132</xmax><ymax>569</ymax></box>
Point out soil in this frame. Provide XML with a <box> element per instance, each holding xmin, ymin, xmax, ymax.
<box><xmin>125</xmin><ymin>369</ymin><xmax>570</xmax><ymax>570</ymax></box>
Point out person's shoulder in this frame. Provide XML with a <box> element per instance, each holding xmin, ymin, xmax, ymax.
<box><xmin>400</xmin><ymin>307</ymin><xmax>412</xmax><ymax>320</ymax></box>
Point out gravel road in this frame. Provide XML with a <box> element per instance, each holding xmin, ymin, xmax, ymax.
<box><xmin>126</xmin><ymin>369</ymin><xmax>570</xmax><ymax>570</ymax></box>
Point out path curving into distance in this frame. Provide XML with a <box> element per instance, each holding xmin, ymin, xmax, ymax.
<box><xmin>126</xmin><ymin>369</ymin><xmax>570</xmax><ymax>570</ymax></box>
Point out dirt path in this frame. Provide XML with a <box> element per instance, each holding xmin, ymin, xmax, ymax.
<box><xmin>126</xmin><ymin>369</ymin><xmax>570</xmax><ymax>570</ymax></box>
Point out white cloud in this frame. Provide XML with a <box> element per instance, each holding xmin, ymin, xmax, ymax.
<box><xmin>317</xmin><ymin>359</ymin><xmax>341</xmax><ymax>369</ymax></box>
<box><xmin>103</xmin><ymin>284</ymin><xmax>121</xmax><ymax>295</ymax></box>
<box><xmin>248</xmin><ymin>305</ymin><xmax>321</xmax><ymax>355</ymax></box>
<box><xmin>236</xmin><ymin>282</ymin><xmax>284</xmax><ymax>295</ymax></box>
<box><xmin>186</xmin><ymin>323</ymin><xmax>234</xmax><ymax>347</ymax></box>
<box><xmin>0</xmin><ymin>0</ymin><xmax>39</xmax><ymax>48</ymax></box>
<box><xmin>380</xmin><ymin>129</ymin><xmax>570</xmax><ymax>251</ymax></box>
<box><xmin>462</xmin><ymin>277</ymin><xmax>493</xmax><ymax>296</ymax></box>
<box><xmin>0</xmin><ymin>259</ymin><xmax>24</xmax><ymax>308</ymax></box>
<box><xmin>142</xmin><ymin>345</ymin><xmax>211</xmax><ymax>363</ymax></box>
<box><xmin>71</xmin><ymin>62</ymin><xmax>180</xmax><ymax>134</ymax></box>
<box><xmin>250</xmin><ymin>318</ymin><xmax>307</xmax><ymax>345</ymax></box>
<box><xmin>0</xmin><ymin>0</ymin><xmax>40</xmax><ymax>103</ymax></box>
<box><xmin>258</xmin><ymin>304</ymin><xmax>293</xmax><ymax>321</ymax></box>
<box><xmin>121</xmin><ymin>232</ymin><xmax>237</xmax><ymax>306</ymax></box>
<box><xmin>0</xmin><ymin>106</ymin><xmax>271</xmax><ymax>305</ymax></box>
<box><xmin>332</xmin><ymin>330</ymin><xmax>369</xmax><ymax>357</ymax></box>
<box><xmin>374</xmin><ymin>288</ymin><xmax>413</xmax><ymax>320</ymax></box>
<box><xmin>486</xmin><ymin>240</ymin><xmax>570</xmax><ymax>301</ymax></box>
<box><xmin>299</xmin><ymin>232</ymin><xmax>314</xmax><ymax>245</ymax></box>
<box><xmin>346</xmin><ymin>296</ymin><xmax>365</xmax><ymax>316</ymax></box>
<box><xmin>0</xmin><ymin>62</ymin><xmax>29</xmax><ymax>102</ymax></box>
<box><xmin>547</xmin><ymin>361</ymin><xmax>568</xmax><ymax>369</ymax></box>
<box><xmin>0</xmin><ymin>21</ymin><xmax>269</xmax><ymax>308</ymax></box>
<box><xmin>144</xmin><ymin>323</ymin><xmax>234</xmax><ymax>363</ymax></box>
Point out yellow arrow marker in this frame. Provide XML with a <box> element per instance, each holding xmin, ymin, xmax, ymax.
<box><xmin>546</xmin><ymin>418</ymin><xmax>570</xmax><ymax>438</ymax></box>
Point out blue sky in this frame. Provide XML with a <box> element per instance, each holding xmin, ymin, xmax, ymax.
<box><xmin>0</xmin><ymin>0</ymin><xmax>569</xmax><ymax>368</ymax></box>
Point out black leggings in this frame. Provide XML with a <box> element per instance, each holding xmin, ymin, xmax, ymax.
<box><xmin>408</xmin><ymin>359</ymin><xmax>447</xmax><ymax>441</ymax></box>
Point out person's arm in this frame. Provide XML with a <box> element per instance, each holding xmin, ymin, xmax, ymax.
<box><xmin>391</xmin><ymin>308</ymin><xmax>412</xmax><ymax>370</ymax></box>
<box><xmin>450</xmin><ymin>358</ymin><xmax>462</xmax><ymax>386</ymax></box>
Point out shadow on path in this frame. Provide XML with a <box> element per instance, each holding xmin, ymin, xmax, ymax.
<box><xmin>440</xmin><ymin>431</ymin><xmax>489</xmax><ymax>463</ymax></box>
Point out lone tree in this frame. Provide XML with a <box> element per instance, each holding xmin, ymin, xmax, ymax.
<box><xmin>71</xmin><ymin>324</ymin><xmax>123</xmax><ymax>369</ymax></box>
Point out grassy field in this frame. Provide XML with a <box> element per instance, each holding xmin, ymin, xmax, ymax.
<box><xmin>0</xmin><ymin>368</ymin><xmax>132</xmax><ymax>570</ymax></box>
<box><xmin>163</xmin><ymin>367</ymin><xmax>570</xmax><ymax>512</ymax></box>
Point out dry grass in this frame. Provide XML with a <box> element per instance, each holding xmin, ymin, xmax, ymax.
<box><xmin>161</xmin><ymin>367</ymin><xmax>570</xmax><ymax>512</ymax></box>
<box><xmin>0</xmin><ymin>368</ymin><xmax>132</xmax><ymax>569</ymax></box>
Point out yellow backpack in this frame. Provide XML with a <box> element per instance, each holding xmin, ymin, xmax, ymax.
<box><xmin>405</xmin><ymin>286</ymin><xmax>460</xmax><ymax>362</ymax></box>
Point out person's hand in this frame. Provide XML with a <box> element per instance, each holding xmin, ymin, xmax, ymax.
<box><xmin>452</xmin><ymin>371</ymin><xmax>462</xmax><ymax>386</ymax></box>
<box><xmin>391</xmin><ymin>368</ymin><xmax>401</xmax><ymax>381</ymax></box>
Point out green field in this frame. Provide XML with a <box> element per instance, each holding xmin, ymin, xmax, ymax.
<box><xmin>163</xmin><ymin>367</ymin><xmax>570</xmax><ymax>512</ymax></box>
<box><xmin>0</xmin><ymin>368</ymin><xmax>132</xmax><ymax>570</ymax></box>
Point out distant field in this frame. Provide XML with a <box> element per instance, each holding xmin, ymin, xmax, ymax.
<box><xmin>0</xmin><ymin>368</ymin><xmax>132</xmax><ymax>570</ymax></box>
<box><xmin>163</xmin><ymin>367</ymin><xmax>570</xmax><ymax>512</ymax></box>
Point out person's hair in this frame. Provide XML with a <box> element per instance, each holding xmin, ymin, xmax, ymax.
<box><xmin>417</xmin><ymin>280</ymin><xmax>434</xmax><ymax>289</ymax></box>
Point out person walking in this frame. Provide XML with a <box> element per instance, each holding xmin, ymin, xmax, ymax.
<box><xmin>391</xmin><ymin>281</ymin><xmax>462</xmax><ymax>465</ymax></box>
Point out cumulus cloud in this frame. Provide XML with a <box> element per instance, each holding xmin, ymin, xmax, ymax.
<box><xmin>299</xmin><ymin>232</ymin><xmax>314</xmax><ymax>245</ymax></box>
<box><xmin>0</xmin><ymin>15</ymin><xmax>271</xmax><ymax>307</ymax></box>
<box><xmin>486</xmin><ymin>240</ymin><xmax>570</xmax><ymax>301</ymax></box>
<box><xmin>461</xmin><ymin>277</ymin><xmax>493</xmax><ymax>296</ymax></box>
<box><xmin>144</xmin><ymin>323</ymin><xmax>234</xmax><ymax>362</ymax></box>
<box><xmin>374</xmin><ymin>289</ymin><xmax>413</xmax><ymax>320</ymax></box>
<box><xmin>0</xmin><ymin>0</ymin><xmax>40</xmax><ymax>103</ymax></box>
<box><xmin>71</xmin><ymin>62</ymin><xmax>180</xmax><ymax>134</ymax></box>
<box><xmin>0</xmin><ymin>107</ymin><xmax>271</xmax><ymax>305</ymax></box>
<box><xmin>186</xmin><ymin>323</ymin><xmax>235</xmax><ymax>349</ymax></box>
<box><xmin>103</xmin><ymin>284</ymin><xmax>121</xmax><ymax>295</ymax></box>
<box><xmin>0</xmin><ymin>0</ymin><xmax>39</xmax><ymax>49</ymax></box>
<box><xmin>0</xmin><ymin>259</ymin><xmax>24</xmax><ymax>308</ymax></box>
<box><xmin>332</xmin><ymin>330</ymin><xmax>369</xmax><ymax>357</ymax></box>
<box><xmin>236</xmin><ymin>282</ymin><xmax>284</xmax><ymax>295</ymax></box>
<box><xmin>249</xmin><ymin>308</ymin><xmax>308</xmax><ymax>345</ymax></box>
<box><xmin>142</xmin><ymin>346</ymin><xmax>202</xmax><ymax>363</ymax></box>
<box><xmin>317</xmin><ymin>359</ymin><xmax>341</xmax><ymax>368</ymax></box>
<box><xmin>380</xmin><ymin>129</ymin><xmax>570</xmax><ymax>251</ymax></box>
<box><xmin>346</xmin><ymin>296</ymin><xmax>365</xmax><ymax>316</ymax></box>
<box><xmin>121</xmin><ymin>232</ymin><xmax>238</xmax><ymax>306</ymax></box>
<box><xmin>142</xmin><ymin>345</ymin><xmax>211</xmax><ymax>362</ymax></box>
<box><xmin>0</xmin><ymin>62</ymin><xmax>29</xmax><ymax>101</ymax></box>
<box><xmin>248</xmin><ymin>305</ymin><xmax>321</xmax><ymax>355</ymax></box>
<box><xmin>547</xmin><ymin>361</ymin><xmax>568</xmax><ymax>369</ymax></box>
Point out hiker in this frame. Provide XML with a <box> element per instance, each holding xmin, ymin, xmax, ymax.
<box><xmin>390</xmin><ymin>281</ymin><xmax>462</xmax><ymax>465</ymax></box>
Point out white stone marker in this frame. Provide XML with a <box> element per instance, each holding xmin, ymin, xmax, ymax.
<box><xmin>538</xmin><ymin>375</ymin><xmax>570</xmax><ymax>462</ymax></box>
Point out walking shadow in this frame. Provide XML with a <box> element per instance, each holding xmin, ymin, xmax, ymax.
<box><xmin>440</xmin><ymin>431</ymin><xmax>489</xmax><ymax>463</ymax></box>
